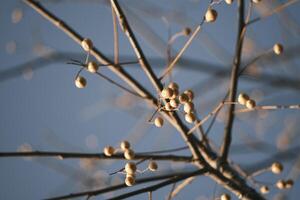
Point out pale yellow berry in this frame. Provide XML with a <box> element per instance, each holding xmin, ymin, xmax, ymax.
<box><xmin>154</xmin><ymin>117</ymin><xmax>164</xmax><ymax>127</ymax></box>
<box><xmin>148</xmin><ymin>161</ymin><xmax>158</xmax><ymax>171</ymax></box>
<box><xmin>170</xmin><ymin>99</ymin><xmax>179</xmax><ymax>108</ymax></box>
<box><xmin>276</xmin><ymin>180</ymin><xmax>286</xmax><ymax>189</ymax></box>
<box><xmin>184</xmin><ymin>90</ymin><xmax>194</xmax><ymax>101</ymax></box>
<box><xmin>285</xmin><ymin>179</ymin><xmax>294</xmax><ymax>189</ymax></box>
<box><xmin>225</xmin><ymin>0</ymin><xmax>234</xmax><ymax>4</ymax></box>
<box><xmin>87</xmin><ymin>61</ymin><xmax>99</xmax><ymax>73</ymax></box>
<box><xmin>184</xmin><ymin>102</ymin><xmax>194</xmax><ymax>113</ymax></box>
<box><xmin>125</xmin><ymin>162</ymin><xmax>137</xmax><ymax>174</ymax></box>
<box><xmin>75</xmin><ymin>76</ymin><xmax>87</xmax><ymax>88</ymax></box>
<box><xmin>221</xmin><ymin>193</ymin><xmax>231</xmax><ymax>200</ymax></box>
<box><xmin>273</xmin><ymin>43</ymin><xmax>283</xmax><ymax>55</ymax></box>
<box><xmin>103</xmin><ymin>146</ymin><xmax>115</xmax><ymax>156</ymax></box>
<box><xmin>260</xmin><ymin>185</ymin><xmax>269</xmax><ymax>194</ymax></box>
<box><xmin>120</xmin><ymin>140</ymin><xmax>130</xmax><ymax>151</ymax></box>
<box><xmin>125</xmin><ymin>174</ymin><xmax>135</xmax><ymax>186</ymax></box>
<box><xmin>124</xmin><ymin>149</ymin><xmax>135</xmax><ymax>160</ymax></box>
<box><xmin>205</xmin><ymin>9</ymin><xmax>218</xmax><ymax>23</ymax></box>
<box><xmin>179</xmin><ymin>93</ymin><xmax>189</xmax><ymax>104</ymax></box>
<box><xmin>170</xmin><ymin>88</ymin><xmax>179</xmax><ymax>99</ymax></box>
<box><xmin>252</xmin><ymin>0</ymin><xmax>261</xmax><ymax>3</ymax></box>
<box><xmin>165</xmin><ymin>102</ymin><xmax>173</xmax><ymax>111</ymax></box>
<box><xmin>81</xmin><ymin>38</ymin><xmax>93</xmax><ymax>51</ymax></box>
<box><xmin>161</xmin><ymin>88</ymin><xmax>173</xmax><ymax>99</ymax></box>
<box><xmin>168</xmin><ymin>82</ymin><xmax>179</xmax><ymax>90</ymax></box>
<box><xmin>271</xmin><ymin>162</ymin><xmax>283</xmax><ymax>174</ymax></box>
<box><xmin>183</xmin><ymin>27</ymin><xmax>191</xmax><ymax>36</ymax></box>
<box><xmin>185</xmin><ymin>112</ymin><xmax>196</xmax><ymax>123</ymax></box>
<box><xmin>246</xmin><ymin>99</ymin><xmax>256</xmax><ymax>109</ymax></box>
<box><xmin>238</xmin><ymin>93</ymin><xmax>250</xmax><ymax>105</ymax></box>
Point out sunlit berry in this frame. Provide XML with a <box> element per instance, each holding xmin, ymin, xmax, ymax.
<box><xmin>75</xmin><ymin>76</ymin><xmax>87</xmax><ymax>88</ymax></box>
<box><xmin>154</xmin><ymin>117</ymin><xmax>164</xmax><ymax>128</ymax></box>
<box><xmin>103</xmin><ymin>146</ymin><xmax>115</xmax><ymax>156</ymax></box>
<box><xmin>81</xmin><ymin>38</ymin><xmax>93</xmax><ymax>52</ymax></box>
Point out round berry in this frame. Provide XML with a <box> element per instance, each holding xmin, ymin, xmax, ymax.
<box><xmin>103</xmin><ymin>146</ymin><xmax>115</xmax><ymax>156</ymax></box>
<box><xmin>276</xmin><ymin>179</ymin><xmax>286</xmax><ymax>189</ymax></box>
<box><xmin>273</xmin><ymin>43</ymin><xmax>283</xmax><ymax>55</ymax></box>
<box><xmin>246</xmin><ymin>99</ymin><xmax>256</xmax><ymax>109</ymax></box>
<box><xmin>285</xmin><ymin>179</ymin><xmax>294</xmax><ymax>189</ymax></box>
<box><xmin>81</xmin><ymin>38</ymin><xmax>93</xmax><ymax>52</ymax></box>
<box><xmin>185</xmin><ymin>112</ymin><xmax>196</xmax><ymax>123</ymax></box>
<box><xmin>225</xmin><ymin>0</ymin><xmax>234</xmax><ymax>4</ymax></box>
<box><xmin>154</xmin><ymin>117</ymin><xmax>164</xmax><ymax>128</ymax></box>
<box><xmin>260</xmin><ymin>185</ymin><xmax>269</xmax><ymax>194</ymax></box>
<box><xmin>179</xmin><ymin>93</ymin><xmax>189</xmax><ymax>104</ymax></box>
<box><xmin>75</xmin><ymin>76</ymin><xmax>87</xmax><ymax>88</ymax></box>
<box><xmin>161</xmin><ymin>88</ymin><xmax>173</xmax><ymax>99</ymax></box>
<box><xmin>170</xmin><ymin>99</ymin><xmax>179</xmax><ymax>108</ymax></box>
<box><xmin>120</xmin><ymin>140</ymin><xmax>130</xmax><ymax>151</ymax></box>
<box><xmin>271</xmin><ymin>162</ymin><xmax>283</xmax><ymax>174</ymax></box>
<box><xmin>124</xmin><ymin>149</ymin><xmax>135</xmax><ymax>160</ymax></box>
<box><xmin>87</xmin><ymin>61</ymin><xmax>98</xmax><ymax>73</ymax></box>
<box><xmin>184</xmin><ymin>90</ymin><xmax>194</xmax><ymax>101</ymax></box>
<box><xmin>205</xmin><ymin>9</ymin><xmax>218</xmax><ymax>23</ymax></box>
<box><xmin>184</xmin><ymin>102</ymin><xmax>194</xmax><ymax>113</ymax></box>
<box><xmin>220</xmin><ymin>193</ymin><xmax>231</xmax><ymax>200</ymax></box>
<box><xmin>238</xmin><ymin>93</ymin><xmax>250</xmax><ymax>105</ymax></box>
<box><xmin>125</xmin><ymin>174</ymin><xmax>135</xmax><ymax>186</ymax></box>
<box><xmin>148</xmin><ymin>161</ymin><xmax>158</xmax><ymax>171</ymax></box>
<box><xmin>125</xmin><ymin>162</ymin><xmax>137</xmax><ymax>174</ymax></box>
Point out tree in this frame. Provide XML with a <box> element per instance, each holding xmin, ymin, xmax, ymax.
<box><xmin>1</xmin><ymin>0</ymin><xmax>300</xmax><ymax>199</ymax></box>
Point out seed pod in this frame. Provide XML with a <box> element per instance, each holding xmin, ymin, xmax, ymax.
<box><xmin>170</xmin><ymin>99</ymin><xmax>179</xmax><ymax>108</ymax></box>
<box><xmin>238</xmin><ymin>93</ymin><xmax>250</xmax><ymax>105</ymax></box>
<box><xmin>161</xmin><ymin>88</ymin><xmax>173</xmax><ymax>99</ymax></box>
<box><xmin>179</xmin><ymin>93</ymin><xmax>189</xmax><ymax>104</ymax></box>
<box><xmin>185</xmin><ymin>112</ymin><xmax>196</xmax><ymax>123</ymax></box>
<box><xmin>220</xmin><ymin>193</ymin><xmax>231</xmax><ymax>200</ymax></box>
<box><xmin>87</xmin><ymin>61</ymin><xmax>99</xmax><ymax>73</ymax></box>
<box><xmin>225</xmin><ymin>0</ymin><xmax>234</xmax><ymax>4</ymax></box>
<box><xmin>273</xmin><ymin>43</ymin><xmax>283</xmax><ymax>55</ymax></box>
<box><xmin>184</xmin><ymin>102</ymin><xmax>194</xmax><ymax>113</ymax></box>
<box><xmin>205</xmin><ymin>9</ymin><xmax>218</xmax><ymax>23</ymax></box>
<box><xmin>154</xmin><ymin>117</ymin><xmax>164</xmax><ymax>127</ymax></box>
<box><xmin>125</xmin><ymin>162</ymin><xmax>137</xmax><ymax>174</ymax></box>
<box><xmin>75</xmin><ymin>76</ymin><xmax>87</xmax><ymax>88</ymax></box>
<box><xmin>124</xmin><ymin>149</ymin><xmax>135</xmax><ymax>160</ymax></box>
<box><xmin>285</xmin><ymin>179</ymin><xmax>294</xmax><ymax>189</ymax></box>
<box><xmin>260</xmin><ymin>185</ymin><xmax>269</xmax><ymax>194</ymax></box>
<box><xmin>271</xmin><ymin>162</ymin><xmax>283</xmax><ymax>174</ymax></box>
<box><xmin>184</xmin><ymin>90</ymin><xmax>194</xmax><ymax>101</ymax></box>
<box><xmin>276</xmin><ymin>179</ymin><xmax>286</xmax><ymax>189</ymax></box>
<box><xmin>125</xmin><ymin>174</ymin><xmax>135</xmax><ymax>186</ymax></box>
<box><xmin>246</xmin><ymin>99</ymin><xmax>256</xmax><ymax>109</ymax></box>
<box><xmin>120</xmin><ymin>140</ymin><xmax>130</xmax><ymax>151</ymax></box>
<box><xmin>183</xmin><ymin>27</ymin><xmax>191</xmax><ymax>36</ymax></box>
<box><xmin>168</xmin><ymin>82</ymin><xmax>179</xmax><ymax>90</ymax></box>
<box><xmin>252</xmin><ymin>0</ymin><xmax>261</xmax><ymax>3</ymax></box>
<box><xmin>165</xmin><ymin>102</ymin><xmax>173</xmax><ymax>111</ymax></box>
<box><xmin>103</xmin><ymin>146</ymin><xmax>115</xmax><ymax>156</ymax></box>
<box><xmin>148</xmin><ymin>161</ymin><xmax>158</xmax><ymax>171</ymax></box>
<box><xmin>81</xmin><ymin>38</ymin><xmax>93</xmax><ymax>51</ymax></box>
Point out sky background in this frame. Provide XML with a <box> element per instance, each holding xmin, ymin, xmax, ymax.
<box><xmin>1</xmin><ymin>0</ymin><xmax>300</xmax><ymax>199</ymax></box>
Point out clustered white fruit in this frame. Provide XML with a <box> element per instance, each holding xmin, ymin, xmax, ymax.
<box><xmin>237</xmin><ymin>93</ymin><xmax>256</xmax><ymax>109</ymax></box>
<box><xmin>205</xmin><ymin>8</ymin><xmax>218</xmax><ymax>23</ymax></box>
<box><xmin>153</xmin><ymin>82</ymin><xmax>198</xmax><ymax>128</ymax></box>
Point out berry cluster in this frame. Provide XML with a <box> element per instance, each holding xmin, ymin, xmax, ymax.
<box><xmin>238</xmin><ymin>93</ymin><xmax>256</xmax><ymax>109</ymax></box>
<box><xmin>153</xmin><ymin>82</ymin><xmax>197</xmax><ymax>128</ymax></box>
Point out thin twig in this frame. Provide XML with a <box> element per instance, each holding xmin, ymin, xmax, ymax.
<box><xmin>220</xmin><ymin>0</ymin><xmax>245</xmax><ymax>162</ymax></box>
<box><xmin>170</xmin><ymin>176</ymin><xmax>196</xmax><ymax>199</ymax></box>
<box><xmin>0</xmin><ymin>151</ymin><xmax>192</xmax><ymax>162</ymax></box>
<box><xmin>46</xmin><ymin>170</ymin><xmax>205</xmax><ymax>200</ymax></box>
<box><xmin>111</xmin><ymin>2</ymin><xmax>119</xmax><ymax>64</ymax></box>
<box><xmin>247</xmin><ymin>0</ymin><xmax>300</xmax><ymax>26</ymax></box>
